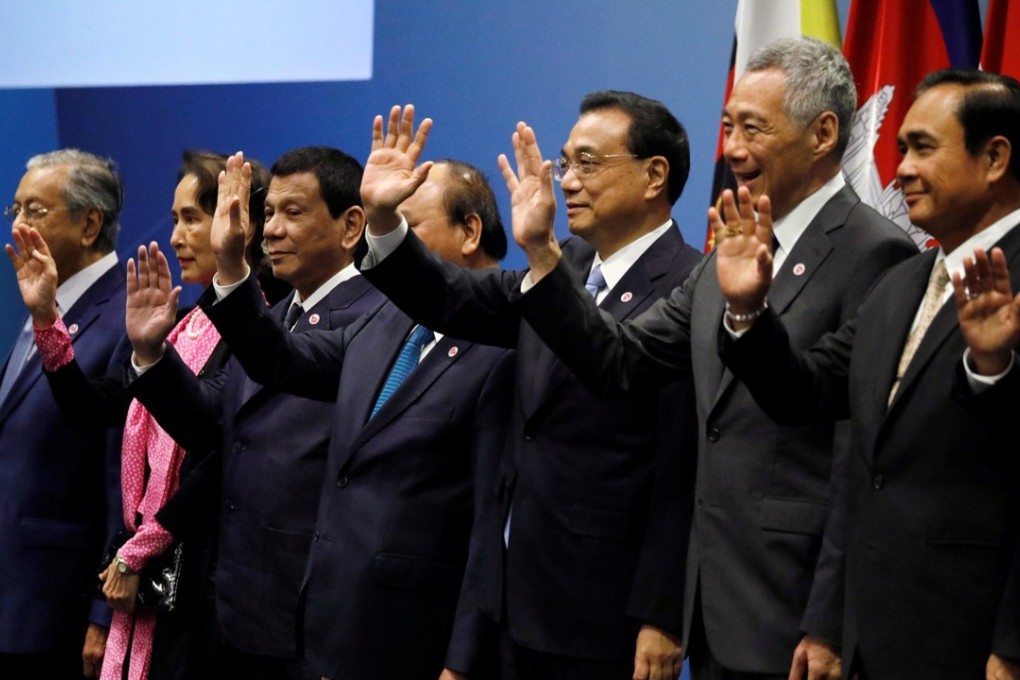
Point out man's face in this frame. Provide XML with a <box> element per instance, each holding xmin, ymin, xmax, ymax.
<box><xmin>558</xmin><ymin>108</ymin><xmax>650</xmax><ymax>249</ymax></box>
<box><xmin>896</xmin><ymin>84</ymin><xmax>988</xmax><ymax>239</ymax></box>
<box><xmin>263</xmin><ymin>172</ymin><xmax>346</xmax><ymax>297</ymax></box>
<box><xmin>400</xmin><ymin>164</ymin><xmax>468</xmax><ymax>266</ymax></box>
<box><xmin>12</xmin><ymin>165</ymin><xmax>92</xmax><ymax>282</ymax></box>
<box><xmin>170</xmin><ymin>174</ymin><xmax>216</xmax><ymax>286</ymax></box>
<box><xmin>722</xmin><ymin>68</ymin><xmax>818</xmax><ymax>220</ymax></box>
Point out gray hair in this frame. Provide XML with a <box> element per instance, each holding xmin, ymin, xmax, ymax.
<box><xmin>746</xmin><ymin>36</ymin><xmax>857</xmax><ymax>157</ymax></box>
<box><xmin>27</xmin><ymin>149</ymin><xmax>123</xmax><ymax>253</ymax></box>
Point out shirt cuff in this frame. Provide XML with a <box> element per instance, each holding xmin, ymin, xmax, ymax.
<box><xmin>365</xmin><ymin>217</ymin><xmax>409</xmax><ymax>262</ymax></box>
<box><xmin>34</xmin><ymin>316</ymin><xmax>74</xmax><ymax>372</ymax></box>
<box><xmin>212</xmin><ymin>263</ymin><xmax>251</xmax><ymax>301</ymax></box>
<box><xmin>519</xmin><ymin>272</ymin><xmax>537</xmax><ymax>294</ymax></box>
<box><xmin>118</xmin><ymin>520</ymin><xmax>175</xmax><ymax>572</ymax></box>
<box><xmin>129</xmin><ymin>352</ymin><xmax>159</xmax><ymax>376</ymax></box>
<box><xmin>722</xmin><ymin>314</ymin><xmax>751</xmax><ymax>339</ymax></box>
<box><xmin>963</xmin><ymin>348</ymin><xmax>1016</xmax><ymax>393</ymax></box>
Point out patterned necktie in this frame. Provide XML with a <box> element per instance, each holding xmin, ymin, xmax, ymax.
<box><xmin>371</xmin><ymin>325</ymin><xmax>434</xmax><ymax>417</ymax></box>
<box><xmin>889</xmin><ymin>259</ymin><xmax>950</xmax><ymax>404</ymax></box>
<box><xmin>283</xmin><ymin>303</ymin><xmax>304</xmax><ymax>331</ymax></box>
<box><xmin>585</xmin><ymin>264</ymin><xmax>607</xmax><ymax>299</ymax></box>
<box><xmin>0</xmin><ymin>316</ymin><xmax>36</xmax><ymax>405</ymax></box>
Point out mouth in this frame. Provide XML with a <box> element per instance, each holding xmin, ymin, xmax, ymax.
<box><xmin>731</xmin><ymin>170</ymin><xmax>761</xmax><ymax>189</ymax></box>
<box><xmin>176</xmin><ymin>256</ymin><xmax>194</xmax><ymax>268</ymax></box>
<box><xmin>564</xmin><ymin>202</ymin><xmax>587</xmax><ymax>217</ymax></box>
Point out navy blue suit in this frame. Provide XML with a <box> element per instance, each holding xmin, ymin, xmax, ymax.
<box><xmin>132</xmin><ymin>276</ymin><xmax>384</xmax><ymax>660</ymax></box>
<box><xmin>199</xmin><ymin>275</ymin><xmax>514</xmax><ymax>680</ymax></box>
<box><xmin>361</xmin><ymin>225</ymin><xmax>702</xmax><ymax>667</ymax></box>
<box><xmin>0</xmin><ymin>264</ymin><xmax>125</xmax><ymax>655</ymax></box>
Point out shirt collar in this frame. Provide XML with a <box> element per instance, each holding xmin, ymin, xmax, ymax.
<box><xmin>291</xmin><ymin>261</ymin><xmax>360</xmax><ymax>310</ymax></box>
<box><xmin>771</xmin><ymin>172</ymin><xmax>846</xmax><ymax>259</ymax></box>
<box><xmin>940</xmin><ymin>206</ymin><xmax>1020</xmax><ymax>282</ymax></box>
<box><xmin>590</xmin><ymin>219</ymin><xmax>674</xmax><ymax>292</ymax></box>
<box><xmin>55</xmin><ymin>251</ymin><xmax>119</xmax><ymax>315</ymax></box>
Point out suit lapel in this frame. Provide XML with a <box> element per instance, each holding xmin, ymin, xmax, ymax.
<box><xmin>240</xmin><ymin>293</ymin><xmax>296</xmax><ymax>406</ymax></box>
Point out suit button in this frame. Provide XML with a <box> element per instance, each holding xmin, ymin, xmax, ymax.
<box><xmin>232</xmin><ymin>442</ymin><xmax>243</xmax><ymax>453</ymax></box>
<box><xmin>314</xmin><ymin>531</ymin><xmax>320</xmax><ymax>542</ymax></box>
<box><xmin>524</xmin><ymin>432</ymin><xmax>535</xmax><ymax>441</ymax></box>
<box><xmin>873</xmin><ymin>474</ymin><xmax>884</xmax><ymax>490</ymax></box>
<box><xmin>707</xmin><ymin>427</ymin><xmax>720</xmax><ymax>442</ymax></box>
<box><xmin>225</xmin><ymin>500</ymin><xmax>236</xmax><ymax>512</ymax></box>
<box><xmin>337</xmin><ymin>476</ymin><xmax>349</xmax><ymax>488</ymax></box>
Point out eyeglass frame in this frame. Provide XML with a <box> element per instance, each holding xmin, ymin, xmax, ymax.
<box><xmin>552</xmin><ymin>151</ymin><xmax>644</xmax><ymax>182</ymax></box>
<box><xmin>4</xmin><ymin>203</ymin><xmax>74</xmax><ymax>225</ymax></box>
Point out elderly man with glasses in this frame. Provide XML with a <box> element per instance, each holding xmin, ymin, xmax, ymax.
<box><xmin>1</xmin><ymin>149</ymin><xmax>127</xmax><ymax>679</ymax></box>
<box><xmin>358</xmin><ymin>94</ymin><xmax>702</xmax><ymax>680</ymax></box>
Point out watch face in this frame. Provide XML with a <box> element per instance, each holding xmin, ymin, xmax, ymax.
<box><xmin>117</xmin><ymin>560</ymin><xmax>128</xmax><ymax>574</ymax></box>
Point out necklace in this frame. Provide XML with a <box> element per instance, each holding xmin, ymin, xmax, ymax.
<box><xmin>185</xmin><ymin>310</ymin><xmax>211</xmax><ymax>339</ymax></box>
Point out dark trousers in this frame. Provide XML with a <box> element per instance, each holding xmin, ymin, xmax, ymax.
<box><xmin>221</xmin><ymin>643</ymin><xmax>318</xmax><ymax>680</ymax></box>
<box><xmin>498</xmin><ymin>621</ymin><xmax>633</xmax><ymax>680</ymax></box>
<box><xmin>0</xmin><ymin>651</ymin><xmax>84</xmax><ymax>680</ymax></box>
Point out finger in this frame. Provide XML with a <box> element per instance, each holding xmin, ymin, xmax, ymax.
<box><xmin>5</xmin><ymin>243</ymin><xmax>17</xmax><ymax>267</ymax></box>
<box><xmin>708</xmin><ymin>205</ymin><xmax>728</xmax><ymax>246</ymax></box>
<box><xmin>538</xmin><ymin>159</ymin><xmax>554</xmax><ymax>197</ymax></box>
<box><xmin>970</xmin><ymin>248</ymin><xmax>993</xmax><ymax>293</ymax></box>
<box><xmin>135</xmin><ymin>245</ymin><xmax>149</xmax><ymax>289</ymax></box>
<box><xmin>497</xmin><ymin>154</ymin><xmax>520</xmax><ymax>193</ymax></box>
<box><xmin>989</xmin><ymin>247</ymin><xmax>1014</xmax><ymax>297</ymax></box>
<box><xmin>10</xmin><ymin>227</ymin><xmax>28</xmax><ymax>258</ymax></box>
<box><xmin>155</xmin><ymin>246</ymin><xmax>174</xmax><ymax>291</ymax></box>
<box><xmin>512</xmin><ymin>126</ymin><xmax>526</xmax><ymax>178</ymax></box>
<box><xmin>788</xmin><ymin>655</ymin><xmax>805</xmax><ymax>680</ymax></box>
<box><xmin>755</xmin><ymin>242</ymin><xmax>774</xmax><ymax>279</ymax></box>
<box><xmin>632</xmin><ymin>654</ymin><xmax>649</xmax><ymax>680</ymax></box>
<box><xmin>370</xmin><ymin>114</ymin><xmax>384</xmax><ymax>151</ymax></box>
<box><xmin>144</xmin><ymin>242</ymin><xmax>161</xmax><ymax>290</ymax></box>
<box><xmin>27</xmin><ymin>226</ymin><xmax>51</xmax><ymax>257</ymax></box>
<box><xmin>951</xmin><ymin>270</ymin><xmax>971</xmax><ymax>309</ymax></box>
<box><xmin>412</xmin><ymin>160</ymin><xmax>434</xmax><ymax>186</ymax></box>
<box><xmin>407</xmin><ymin>117</ymin><xmax>433</xmax><ymax>162</ymax></box>
<box><xmin>384</xmin><ymin>105</ymin><xmax>401</xmax><ymax>148</ymax></box>
<box><xmin>736</xmin><ymin>186</ymin><xmax>756</xmax><ymax>234</ymax></box>
<box><xmin>756</xmin><ymin>195</ymin><xmax>773</xmax><ymax>245</ymax></box>
<box><xmin>720</xmin><ymin>190</ymin><xmax>741</xmax><ymax>231</ymax></box>
<box><xmin>125</xmin><ymin>258</ymin><xmax>138</xmax><ymax>296</ymax></box>
<box><xmin>518</xmin><ymin>123</ymin><xmax>545</xmax><ymax>177</ymax></box>
<box><xmin>396</xmin><ymin>104</ymin><xmax>416</xmax><ymax>152</ymax></box>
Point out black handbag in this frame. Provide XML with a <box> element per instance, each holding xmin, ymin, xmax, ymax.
<box><xmin>97</xmin><ymin>530</ymin><xmax>184</xmax><ymax>613</ymax></box>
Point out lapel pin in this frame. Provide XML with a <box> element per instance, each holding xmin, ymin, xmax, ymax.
<box><xmin>308</xmin><ymin>313</ymin><xmax>321</xmax><ymax>326</ymax></box>
<box><xmin>448</xmin><ymin>346</ymin><xmax>459</xmax><ymax>358</ymax></box>
<box><xmin>67</xmin><ymin>323</ymin><xmax>79</xmax><ymax>335</ymax></box>
<box><xmin>620</xmin><ymin>292</ymin><xmax>633</xmax><ymax>302</ymax></box>
<box><xmin>793</xmin><ymin>263</ymin><xmax>806</xmax><ymax>276</ymax></box>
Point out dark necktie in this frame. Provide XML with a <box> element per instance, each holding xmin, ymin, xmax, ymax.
<box><xmin>284</xmin><ymin>303</ymin><xmax>303</xmax><ymax>331</ymax></box>
<box><xmin>371</xmin><ymin>325</ymin><xmax>434</xmax><ymax>417</ymax></box>
<box><xmin>0</xmin><ymin>316</ymin><xmax>36</xmax><ymax>405</ymax></box>
<box><xmin>585</xmin><ymin>264</ymin><xmax>607</xmax><ymax>299</ymax></box>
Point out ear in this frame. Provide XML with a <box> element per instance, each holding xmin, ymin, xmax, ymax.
<box><xmin>79</xmin><ymin>207</ymin><xmax>103</xmax><ymax>248</ymax></box>
<box><xmin>339</xmin><ymin>205</ymin><xmax>367</xmax><ymax>251</ymax></box>
<box><xmin>813</xmin><ymin>111</ymin><xmax>839</xmax><ymax>157</ymax></box>
<box><xmin>643</xmin><ymin>156</ymin><xmax>669</xmax><ymax>201</ymax></box>
<box><xmin>983</xmin><ymin>136</ymin><xmax>1011</xmax><ymax>183</ymax></box>
<box><xmin>459</xmin><ymin>213</ymin><xmax>482</xmax><ymax>256</ymax></box>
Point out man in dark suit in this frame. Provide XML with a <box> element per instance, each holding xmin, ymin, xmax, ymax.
<box><xmin>0</xmin><ymin>150</ymin><xmax>126</xmax><ymax>679</ymax></box>
<box><xmin>127</xmin><ymin>152</ymin><xmax>514</xmax><ymax>680</ymax></box>
<box><xmin>124</xmin><ymin>147</ymin><xmax>383</xmax><ymax>679</ymax></box>
<box><xmin>359</xmin><ymin>95</ymin><xmax>702</xmax><ymax>680</ymax></box>
<box><xmin>710</xmin><ymin>69</ymin><xmax>1020</xmax><ymax>680</ymax></box>
<box><xmin>500</xmin><ymin>38</ymin><xmax>918</xmax><ymax>680</ymax></box>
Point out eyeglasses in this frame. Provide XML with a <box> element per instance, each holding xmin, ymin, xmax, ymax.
<box><xmin>553</xmin><ymin>152</ymin><xmax>642</xmax><ymax>182</ymax></box>
<box><xmin>4</xmin><ymin>203</ymin><xmax>71</xmax><ymax>224</ymax></box>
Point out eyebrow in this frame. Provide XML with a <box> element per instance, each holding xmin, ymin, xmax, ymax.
<box><xmin>898</xmin><ymin>130</ymin><xmax>937</xmax><ymax>145</ymax></box>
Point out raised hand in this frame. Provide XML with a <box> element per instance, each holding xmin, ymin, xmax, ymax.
<box><xmin>712</xmin><ymin>187</ymin><xmax>774</xmax><ymax>326</ymax></box>
<box><xmin>126</xmin><ymin>242</ymin><xmax>181</xmax><ymax>366</ymax></box>
<box><xmin>210</xmin><ymin>151</ymin><xmax>252</xmax><ymax>285</ymax></box>
<box><xmin>952</xmin><ymin>247</ymin><xmax>1020</xmax><ymax>376</ymax></box>
<box><xmin>361</xmin><ymin>105</ymin><xmax>434</xmax><ymax>234</ymax></box>
<box><xmin>499</xmin><ymin>121</ymin><xmax>559</xmax><ymax>280</ymax></box>
<box><xmin>5</xmin><ymin>225</ymin><xmax>59</xmax><ymax>326</ymax></box>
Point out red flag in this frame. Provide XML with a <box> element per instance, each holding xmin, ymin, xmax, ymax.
<box><xmin>842</xmin><ymin>0</ymin><xmax>982</xmax><ymax>249</ymax></box>
<box><xmin>982</xmin><ymin>0</ymin><xmax>1020</xmax><ymax>79</ymax></box>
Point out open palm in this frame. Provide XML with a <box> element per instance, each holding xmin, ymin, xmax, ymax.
<box><xmin>5</xmin><ymin>226</ymin><xmax>59</xmax><ymax>324</ymax></box>
<box><xmin>125</xmin><ymin>243</ymin><xmax>180</xmax><ymax>360</ymax></box>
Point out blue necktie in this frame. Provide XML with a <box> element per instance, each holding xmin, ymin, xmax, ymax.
<box><xmin>283</xmin><ymin>303</ymin><xmax>303</xmax><ymax>331</ymax></box>
<box><xmin>371</xmin><ymin>325</ymin><xmax>434</xmax><ymax>418</ymax></box>
<box><xmin>585</xmin><ymin>264</ymin><xmax>606</xmax><ymax>299</ymax></box>
<box><xmin>0</xmin><ymin>316</ymin><xmax>36</xmax><ymax>405</ymax></box>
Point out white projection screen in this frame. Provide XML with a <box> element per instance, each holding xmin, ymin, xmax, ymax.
<box><xmin>0</xmin><ymin>0</ymin><xmax>374</xmax><ymax>87</ymax></box>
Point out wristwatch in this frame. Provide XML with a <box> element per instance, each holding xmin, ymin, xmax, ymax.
<box><xmin>114</xmin><ymin>554</ymin><xmax>135</xmax><ymax>575</ymax></box>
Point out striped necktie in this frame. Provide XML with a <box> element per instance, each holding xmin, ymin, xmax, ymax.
<box><xmin>371</xmin><ymin>325</ymin><xmax>434</xmax><ymax>417</ymax></box>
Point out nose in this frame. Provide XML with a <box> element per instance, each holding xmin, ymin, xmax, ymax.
<box><xmin>169</xmin><ymin>220</ymin><xmax>185</xmax><ymax>248</ymax></box>
<box><xmin>559</xmin><ymin>165</ymin><xmax>582</xmax><ymax>193</ymax></box>
<box><xmin>263</xmin><ymin>213</ymin><xmax>284</xmax><ymax>239</ymax></box>
<box><xmin>722</xmin><ymin>128</ymin><xmax>747</xmax><ymax>163</ymax></box>
<box><xmin>895</xmin><ymin>152</ymin><xmax>916</xmax><ymax>186</ymax></box>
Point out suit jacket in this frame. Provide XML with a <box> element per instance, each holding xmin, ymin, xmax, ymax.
<box><xmin>721</xmin><ymin>225</ymin><xmax>1020</xmax><ymax>679</ymax></box>
<box><xmin>513</xmin><ymin>188</ymin><xmax>918</xmax><ymax>672</ymax></box>
<box><xmin>135</xmin><ymin>276</ymin><xmax>384</xmax><ymax>658</ymax></box>
<box><xmin>0</xmin><ymin>264</ymin><xmax>126</xmax><ymax>653</ymax></box>
<box><xmin>361</xmin><ymin>224</ymin><xmax>703</xmax><ymax>661</ymax></box>
<box><xmin>199</xmin><ymin>276</ymin><xmax>514</xmax><ymax>680</ymax></box>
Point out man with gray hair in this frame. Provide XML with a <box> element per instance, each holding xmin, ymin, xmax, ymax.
<box><xmin>1</xmin><ymin>149</ymin><xmax>126</xmax><ymax>678</ymax></box>
<box><xmin>503</xmin><ymin>37</ymin><xmax>917</xmax><ymax>679</ymax></box>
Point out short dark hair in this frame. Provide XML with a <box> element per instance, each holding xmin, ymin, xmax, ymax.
<box><xmin>579</xmin><ymin>91</ymin><xmax>690</xmax><ymax>205</ymax></box>
<box><xmin>270</xmin><ymin>146</ymin><xmax>363</xmax><ymax>218</ymax></box>
<box><xmin>436</xmin><ymin>159</ymin><xmax>507</xmax><ymax>260</ymax></box>
<box><xmin>177</xmin><ymin>150</ymin><xmax>271</xmax><ymax>266</ymax></box>
<box><xmin>917</xmin><ymin>69</ymin><xmax>1020</xmax><ymax>182</ymax></box>
<box><xmin>27</xmin><ymin>149</ymin><xmax>124</xmax><ymax>253</ymax></box>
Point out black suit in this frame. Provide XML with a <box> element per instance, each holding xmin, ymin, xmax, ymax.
<box><xmin>198</xmin><ymin>276</ymin><xmax>514</xmax><ymax>680</ymax></box>
<box><xmin>361</xmin><ymin>224</ymin><xmax>702</xmax><ymax>670</ymax></box>
<box><xmin>720</xmin><ymin>226</ymin><xmax>1020</xmax><ymax>678</ymax></box>
<box><xmin>130</xmin><ymin>276</ymin><xmax>384</xmax><ymax>668</ymax></box>
<box><xmin>512</xmin><ymin>188</ymin><xmax>918</xmax><ymax>674</ymax></box>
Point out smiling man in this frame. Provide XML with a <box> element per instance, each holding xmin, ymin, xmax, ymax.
<box><xmin>506</xmin><ymin>37</ymin><xmax>918</xmax><ymax>680</ymax></box>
